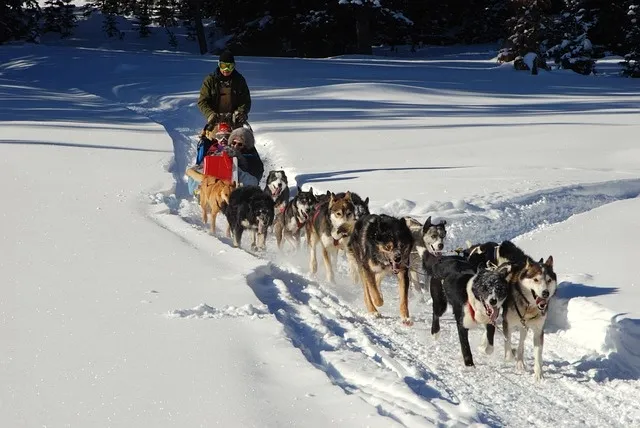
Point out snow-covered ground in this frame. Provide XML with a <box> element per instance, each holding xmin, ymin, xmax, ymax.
<box><xmin>2</xmin><ymin>23</ymin><xmax>640</xmax><ymax>427</ymax></box>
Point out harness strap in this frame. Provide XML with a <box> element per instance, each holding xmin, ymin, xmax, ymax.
<box><xmin>513</xmin><ymin>284</ymin><xmax>541</xmax><ymax>326</ymax></box>
<box><xmin>467</xmin><ymin>302</ymin><xmax>477</xmax><ymax>323</ymax></box>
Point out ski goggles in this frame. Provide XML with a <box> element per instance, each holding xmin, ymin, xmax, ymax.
<box><xmin>215</xmin><ymin>132</ymin><xmax>230</xmax><ymax>142</ymax></box>
<box><xmin>230</xmin><ymin>139</ymin><xmax>244</xmax><ymax>149</ymax></box>
<box><xmin>219</xmin><ymin>62</ymin><xmax>235</xmax><ymax>72</ymax></box>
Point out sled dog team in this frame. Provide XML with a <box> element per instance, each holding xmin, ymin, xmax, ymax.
<box><xmin>197</xmin><ymin>169</ymin><xmax>557</xmax><ymax>381</ymax></box>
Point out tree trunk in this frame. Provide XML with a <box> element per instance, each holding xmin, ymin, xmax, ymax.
<box><xmin>355</xmin><ymin>6</ymin><xmax>372</xmax><ymax>55</ymax></box>
<box><xmin>191</xmin><ymin>0</ymin><xmax>207</xmax><ymax>54</ymax></box>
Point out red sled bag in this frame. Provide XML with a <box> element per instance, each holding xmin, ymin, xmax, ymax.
<box><xmin>203</xmin><ymin>151</ymin><xmax>238</xmax><ymax>183</ymax></box>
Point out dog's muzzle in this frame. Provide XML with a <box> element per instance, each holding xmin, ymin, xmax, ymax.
<box><xmin>532</xmin><ymin>290</ymin><xmax>549</xmax><ymax>314</ymax></box>
<box><xmin>429</xmin><ymin>242</ymin><xmax>444</xmax><ymax>256</ymax></box>
<box><xmin>387</xmin><ymin>253</ymin><xmax>404</xmax><ymax>274</ymax></box>
<box><xmin>483</xmin><ymin>301</ymin><xmax>500</xmax><ymax>324</ymax></box>
<box><xmin>271</xmin><ymin>184</ymin><xmax>283</xmax><ymax>197</ymax></box>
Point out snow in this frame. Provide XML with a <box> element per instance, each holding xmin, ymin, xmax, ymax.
<box><xmin>2</xmin><ymin>21</ymin><xmax>640</xmax><ymax>428</ymax></box>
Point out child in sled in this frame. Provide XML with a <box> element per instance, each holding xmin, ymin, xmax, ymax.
<box><xmin>186</xmin><ymin>122</ymin><xmax>264</xmax><ymax>197</ymax></box>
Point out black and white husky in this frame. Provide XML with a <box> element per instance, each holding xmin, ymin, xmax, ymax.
<box><xmin>225</xmin><ymin>185</ymin><xmax>275</xmax><ymax>251</ymax></box>
<box><xmin>404</xmin><ymin>216</ymin><xmax>447</xmax><ymax>294</ymax></box>
<box><xmin>497</xmin><ymin>241</ymin><xmax>557</xmax><ymax>381</ymax></box>
<box><xmin>263</xmin><ymin>170</ymin><xmax>290</xmax><ymax>213</ymax></box>
<box><xmin>429</xmin><ymin>256</ymin><xmax>512</xmax><ymax>367</ymax></box>
<box><xmin>273</xmin><ymin>186</ymin><xmax>318</xmax><ymax>250</ymax></box>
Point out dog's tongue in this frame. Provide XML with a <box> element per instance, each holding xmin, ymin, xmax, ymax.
<box><xmin>536</xmin><ymin>297</ymin><xmax>548</xmax><ymax>312</ymax></box>
<box><xmin>485</xmin><ymin>304</ymin><xmax>499</xmax><ymax>324</ymax></box>
<box><xmin>391</xmin><ymin>260</ymin><xmax>400</xmax><ymax>274</ymax></box>
<box><xmin>272</xmin><ymin>187</ymin><xmax>281</xmax><ymax>197</ymax></box>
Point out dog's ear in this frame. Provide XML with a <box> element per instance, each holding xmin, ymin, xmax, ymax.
<box><xmin>545</xmin><ymin>255</ymin><xmax>554</xmax><ymax>268</ymax></box>
<box><xmin>344</xmin><ymin>191</ymin><xmax>352</xmax><ymax>200</ymax></box>
<box><xmin>440</xmin><ymin>220</ymin><xmax>447</xmax><ymax>226</ymax></box>
<box><xmin>466</xmin><ymin>240</ymin><xmax>473</xmax><ymax>249</ymax></box>
<box><xmin>297</xmin><ymin>186</ymin><xmax>302</xmax><ymax>193</ymax></box>
<box><xmin>329</xmin><ymin>191</ymin><xmax>335</xmax><ymax>206</ymax></box>
<box><xmin>364</xmin><ymin>197</ymin><xmax>369</xmax><ymax>206</ymax></box>
<box><xmin>308</xmin><ymin>186</ymin><xmax>313</xmax><ymax>194</ymax></box>
<box><xmin>422</xmin><ymin>216</ymin><xmax>432</xmax><ymax>233</ymax></box>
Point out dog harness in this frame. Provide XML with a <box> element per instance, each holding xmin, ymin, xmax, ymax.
<box><xmin>512</xmin><ymin>286</ymin><xmax>542</xmax><ymax>326</ymax></box>
<box><xmin>309</xmin><ymin>202</ymin><xmax>341</xmax><ymax>246</ymax></box>
<box><xmin>466</xmin><ymin>302</ymin><xmax>477</xmax><ymax>323</ymax></box>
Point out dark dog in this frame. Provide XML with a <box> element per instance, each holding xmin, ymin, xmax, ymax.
<box><xmin>273</xmin><ymin>186</ymin><xmax>317</xmax><ymax>250</ymax></box>
<box><xmin>429</xmin><ymin>256</ymin><xmax>512</xmax><ymax>367</ymax></box>
<box><xmin>347</xmin><ymin>214</ymin><xmax>414</xmax><ymax>324</ymax></box>
<box><xmin>306</xmin><ymin>191</ymin><xmax>356</xmax><ymax>283</ymax></box>
<box><xmin>263</xmin><ymin>170</ymin><xmax>289</xmax><ymax>214</ymax></box>
<box><xmin>463</xmin><ymin>241</ymin><xmax>499</xmax><ymax>270</ymax></box>
<box><xmin>225</xmin><ymin>185</ymin><xmax>275</xmax><ymax>251</ymax></box>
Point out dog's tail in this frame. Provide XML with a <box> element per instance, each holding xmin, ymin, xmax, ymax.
<box><xmin>186</xmin><ymin>167</ymin><xmax>205</xmax><ymax>182</ymax></box>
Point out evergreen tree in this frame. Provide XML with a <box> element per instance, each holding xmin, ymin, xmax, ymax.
<box><xmin>505</xmin><ymin>0</ymin><xmax>556</xmax><ymax>56</ymax></box>
<box><xmin>155</xmin><ymin>0</ymin><xmax>179</xmax><ymax>49</ymax></box>
<box><xmin>622</xmin><ymin>1</ymin><xmax>640</xmax><ymax>77</ymax></box>
<box><xmin>134</xmin><ymin>0</ymin><xmax>153</xmax><ymax>38</ymax></box>
<box><xmin>338</xmin><ymin>0</ymin><xmax>380</xmax><ymax>54</ymax></box>
<box><xmin>42</xmin><ymin>0</ymin><xmax>77</xmax><ymax>38</ymax></box>
<box><xmin>546</xmin><ymin>0</ymin><xmax>596</xmax><ymax>74</ymax></box>
<box><xmin>0</xmin><ymin>0</ymin><xmax>41</xmax><ymax>44</ymax></box>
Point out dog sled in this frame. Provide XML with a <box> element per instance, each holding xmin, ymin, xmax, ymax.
<box><xmin>186</xmin><ymin>115</ymin><xmax>256</xmax><ymax>195</ymax></box>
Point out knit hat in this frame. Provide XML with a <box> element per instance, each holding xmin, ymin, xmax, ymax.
<box><xmin>219</xmin><ymin>50</ymin><xmax>235</xmax><ymax>64</ymax></box>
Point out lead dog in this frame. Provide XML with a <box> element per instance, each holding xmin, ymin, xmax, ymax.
<box><xmin>430</xmin><ymin>256</ymin><xmax>513</xmax><ymax>366</ymax></box>
<box><xmin>347</xmin><ymin>214</ymin><xmax>414</xmax><ymax>324</ymax></box>
<box><xmin>497</xmin><ymin>241</ymin><xmax>557</xmax><ymax>381</ymax></box>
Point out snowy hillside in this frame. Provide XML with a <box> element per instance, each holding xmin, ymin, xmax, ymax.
<box><xmin>1</xmin><ymin>35</ymin><xmax>640</xmax><ymax>427</ymax></box>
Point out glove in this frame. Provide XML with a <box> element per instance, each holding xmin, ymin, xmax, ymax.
<box><xmin>207</xmin><ymin>112</ymin><xmax>218</xmax><ymax>124</ymax></box>
<box><xmin>233</xmin><ymin>110</ymin><xmax>247</xmax><ymax>125</ymax></box>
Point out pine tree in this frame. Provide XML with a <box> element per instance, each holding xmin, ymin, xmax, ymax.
<box><xmin>340</xmin><ymin>0</ymin><xmax>379</xmax><ymax>54</ymax></box>
<box><xmin>1</xmin><ymin>0</ymin><xmax>41</xmax><ymax>44</ymax></box>
<box><xmin>42</xmin><ymin>0</ymin><xmax>76</xmax><ymax>38</ymax></box>
<box><xmin>134</xmin><ymin>0</ymin><xmax>153</xmax><ymax>38</ymax></box>
<box><xmin>546</xmin><ymin>0</ymin><xmax>597</xmax><ymax>74</ymax></box>
<box><xmin>622</xmin><ymin>1</ymin><xmax>640</xmax><ymax>77</ymax></box>
<box><xmin>506</xmin><ymin>0</ymin><xmax>556</xmax><ymax>57</ymax></box>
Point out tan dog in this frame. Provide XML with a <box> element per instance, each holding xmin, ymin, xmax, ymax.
<box><xmin>306</xmin><ymin>192</ymin><xmax>356</xmax><ymax>283</ymax></box>
<box><xmin>199</xmin><ymin>176</ymin><xmax>236</xmax><ymax>233</ymax></box>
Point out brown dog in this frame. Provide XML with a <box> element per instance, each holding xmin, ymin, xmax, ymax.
<box><xmin>199</xmin><ymin>176</ymin><xmax>236</xmax><ymax>233</ymax></box>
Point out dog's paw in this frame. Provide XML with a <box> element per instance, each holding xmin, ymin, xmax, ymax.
<box><xmin>516</xmin><ymin>360</ymin><xmax>526</xmax><ymax>371</ymax></box>
<box><xmin>479</xmin><ymin>344</ymin><xmax>494</xmax><ymax>355</ymax></box>
<box><xmin>505</xmin><ymin>348</ymin><xmax>516</xmax><ymax>361</ymax></box>
<box><xmin>534</xmin><ymin>370</ymin><xmax>544</xmax><ymax>382</ymax></box>
<box><xmin>401</xmin><ymin>317</ymin><xmax>413</xmax><ymax>327</ymax></box>
<box><xmin>366</xmin><ymin>311</ymin><xmax>381</xmax><ymax>320</ymax></box>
